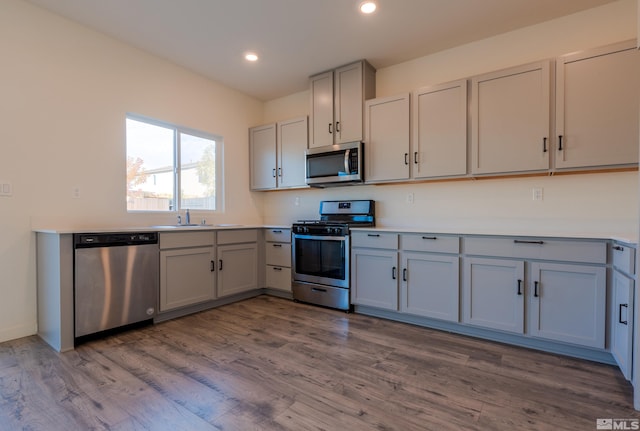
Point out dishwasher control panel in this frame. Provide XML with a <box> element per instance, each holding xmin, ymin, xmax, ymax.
<box><xmin>74</xmin><ymin>232</ymin><xmax>158</xmax><ymax>248</ymax></box>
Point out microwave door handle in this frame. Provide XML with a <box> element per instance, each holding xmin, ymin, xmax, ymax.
<box><xmin>344</xmin><ymin>149</ymin><xmax>350</xmax><ymax>174</ymax></box>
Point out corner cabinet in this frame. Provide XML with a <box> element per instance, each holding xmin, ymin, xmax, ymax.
<box><xmin>216</xmin><ymin>229</ymin><xmax>259</xmax><ymax>298</ymax></box>
<box><xmin>555</xmin><ymin>40</ymin><xmax>639</xmax><ymax>170</ymax></box>
<box><xmin>309</xmin><ymin>60</ymin><xmax>376</xmax><ymax>148</ymax></box>
<box><xmin>364</xmin><ymin>93</ymin><xmax>411</xmax><ymax>183</ymax></box>
<box><xmin>470</xmin><ymin>61</ymin><xmax>551</xmax><ymax>175</ymax></box>
<box><xmin>159</xmin><ymin>231</ymin><xmax>216</xmax><ymax>312</ymax></box>
<box><xmin>611</xmin><ymin>242</ymin><xmax>636</xmax><ymax>380</ymax></box>
<box><xmin>249</xmin><ymin>117</ymin><xmax>308</xmax><ymax>191</ymax></box>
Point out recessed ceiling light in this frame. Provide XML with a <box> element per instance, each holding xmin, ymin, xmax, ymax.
<box><xmin>245</xmin><ymin>52</ymin><xmax>258</xmax><ymax>62</ymax></box>
<box><xmin>359</xmin><ymin>1</ymin><xmax>377</xmax><ymax>14</ymax></box>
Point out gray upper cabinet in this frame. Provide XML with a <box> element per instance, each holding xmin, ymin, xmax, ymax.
<box><xmin>309</xmin><ymin>60</ymin><xmax>376</xmax><ymax>148</ymax></box>
<box><xmin>249</xmin><ymin>117</ymin><xmax>308</xmax><ymax>191</ymax></box>
<box><xmin>412</xmin><ymin>80</ymin><xmax>468</xmax><ymax>179</ymax></box>
<box><xmin>471</xmin><ymin>61</ymin><xmax>551</xmax><ymax>175</ymax></box>
<box><xmin>364</xmin><ymin>93</ymin><xmax>411</xmax><ymax>183</ymax></box>
<box><xmin>277</xmin><ymin>116</ymin><xmax>308</xmax><ymax>189</ymax></box>
<box><xmin>249</xmin><ymin>123</ymin><xmax>277</xmax><ymax>190</ymax></box>
<box><xmin>555</xmin><ymin>40</ymin><xmax>639</xmax><ymax>170</ymax></box>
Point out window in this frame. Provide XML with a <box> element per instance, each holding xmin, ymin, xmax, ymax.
<box><xmin>126</xmin><ymin>114</ymin><xmax>222</xmax><ymax>212</ymax></box>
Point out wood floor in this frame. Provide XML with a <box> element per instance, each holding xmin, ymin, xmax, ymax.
<box><xmin>1</xmin><ymin>295</ymin><xmax>639</xmax><ymax>430</ymax></box>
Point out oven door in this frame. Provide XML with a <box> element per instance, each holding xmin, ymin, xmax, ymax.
<box><xmin>292</xmin><ymin>233</ymin><xmax>350</xmax><ymax>288</ymax></box>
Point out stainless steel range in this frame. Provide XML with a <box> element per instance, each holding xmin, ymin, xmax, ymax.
<box><xmin>292</xmin><ymin>200</ymin><xmax>375</xmax><ymax>311</ymax></box>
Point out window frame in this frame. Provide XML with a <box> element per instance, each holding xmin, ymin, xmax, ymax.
<box><xmin>126</xmin><ymin>113</ymin><xmax>224</xmax><ymax>213</ymax></box>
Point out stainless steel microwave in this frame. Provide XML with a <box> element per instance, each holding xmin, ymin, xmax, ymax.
<box><xmin>305</xmin><ymin>141</ymin><xmax>363</xmax><ymax>187</ymax></box>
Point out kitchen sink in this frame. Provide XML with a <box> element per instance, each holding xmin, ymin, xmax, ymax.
<box><xmin>151</xmin><ymin>224</ymin><xmax>214</xmax><ymax>229</ymax></box>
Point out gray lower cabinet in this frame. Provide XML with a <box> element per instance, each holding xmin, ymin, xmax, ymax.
<box><xmin>529</xmin><ymin>262</ymin><xmax>606</xmax><ymax>348</ymax></box>
<box><xmin>159</xmin><ymin>231</ymin><xmax>216</xmax><ymax>312</ymax></box>
<box><xmin>265</xmin><ymin>228</ymin><xmax>292</xmax><ymax>292</ymax></box>
<box><xmin>351</xmin><ymin>232</ymin><xmax>399</xmax><ymax>310</ymax></box>
<box><xmin>463</xmin><ymin>257</ymin><xmax>525</xmax><ymax>333</ymax></box>
<box><xmin>216</xmin><ymin>229</ymin><xmax>259</xmax><ymax>298</ymax></box>
<box><xmin>400</xmin><ymin>234</ymin><xmax>460</xmax><ymax>322</ymax></box>
<box><xmin>462</xmin><ymin>236</ymin><xmax>607</xmax><ymax>349</ymax></box>
<box><xmin>611</xmin><ymin>242</ymin><xmax>636</xmax><ymax>381</ymax></box>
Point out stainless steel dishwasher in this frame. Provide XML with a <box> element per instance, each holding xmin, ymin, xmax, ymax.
<box><xmin>74</xmin><ymin>232</ymin><xmax>158</xmax><ymax>338</ymax></box>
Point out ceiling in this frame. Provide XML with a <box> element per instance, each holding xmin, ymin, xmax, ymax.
<box><xmin>26</xmin><ymin>0</ymin><xmax>617</xmax><ymax>101</ymax></box>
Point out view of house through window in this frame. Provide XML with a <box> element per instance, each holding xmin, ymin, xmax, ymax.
<box><xmin>126</xmin><ymin>115</ymin><xmax>222</xmax><ymax>212</ymax></box>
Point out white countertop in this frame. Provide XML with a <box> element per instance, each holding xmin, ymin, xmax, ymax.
<box><xmin>33</xmin><ymin>225</ymin><xmax>289</xmax><ymax>235</ymax></box>
<box><xmin>350</xmin><ymin>226</ymin><xmax>638</xmax><ymax>245</ymax></box>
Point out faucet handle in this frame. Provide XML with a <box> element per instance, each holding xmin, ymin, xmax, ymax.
<box><xmin>177</xmin><ymin>215</ymin><xmax>182</xmax><ymax>225</ymax></box>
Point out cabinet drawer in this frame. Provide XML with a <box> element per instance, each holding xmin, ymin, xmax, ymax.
<box><xmin>266</xmin><ymin>266</ymin><xmax>291</xmax><ymax>291</ymax></box>
<box><xmin>351</xmin><ymin>232</ymin><xmax>398</xmax><ymax>249</ymax></box>
<box><xmin>265</xmin><ymin>228</ymin><xmax>291</xmax><ymax>243</ymax></box>
<box><xmin>217</xmin><ymin>229</ymin><xmax>258</xmax><ymax>245</ymax></box>
<box><xmin>613</xmin><ymin>243</ymin><xmax>636</xmax><ymax>276</ymax></box>
<box><xmin>401</xmin><ymin>234</ymin><xmax>459</xmax><ymax>254</ymax></box>
<box><xmin>463</xmin><ymin>236</ymin><xmax>606</xmax><ymax>264</ymax></box>
<box><xmin>266</xmin><ymin>243</ymin><xmax>291</xmax><ymax>267</ymax></box>
<box><xmin>160</xmin><ymin>231</ymin><xmax>215</xmax><ymax>249</ymax></box>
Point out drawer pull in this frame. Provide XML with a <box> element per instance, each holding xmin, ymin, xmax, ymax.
<box><xmin>619</xmin><ymin>304</ymin><xmax>629</xmax><ymax>325</ymax></box>
<box><xmin>534</xmin><ymin>281</ymin><xmax>539</xmax><ymax>298</ymax></box>
<box><xmin>273</xmin><ymin>267</ymin><xmax>283</xmax><ymax>271</ymax></box>
<box><xmin>422</xmin><ymin>236</ymin><xmax>437</xmax><ymax>240</ymax></box>
<box><xmin>517</xmin><ymin>279</ymin><xmax>522</xmax><ymax>295</ymax></box>
<box><xmin>273</xmin><ymin>244</ymin><xmax>283</xmax><ymax>248</ymax></box>
<box><xmin>368</xmin><ymin>234</ymin><xmax>380</xmax><ymax>237</ymax></box>
<box><xmin>272</xmin><ymin>230</ymin><xmax>283</xmax><ymax>234</ymax></box>
<box><xmin>613</xmin><ymin>246</ymin><xmax>624</xmax><ymax>251</ymax></box>
<box><xmin>514</xmin><ymin>240</ymin><xmax>544</xmax><ymax>245</ymax></box>
<box><xmin>312</xmin><ymin>287</ymin><xmax>327</xmax><ymax>293</ymax></box>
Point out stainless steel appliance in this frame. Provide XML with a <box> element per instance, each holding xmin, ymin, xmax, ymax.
<box><xmin>305</xmin><ymin>141</ymin><xmax>363</xmax><ymax>187</ymax></box>
<box><xmin>74</xmin><ymin>232</ymin><xmax>159</xmax><ymax>339</ymax></box>
<box><xmin>292</xmin><ymin>200</ymin><xmax>375</xmax><ymax>310</ymax></box>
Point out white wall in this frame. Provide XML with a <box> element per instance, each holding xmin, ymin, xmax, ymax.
<box><xmin>0</xmin><ymin>0</ymin><xmax>265</xmax><ymax>342</ymax></box>
<box><xmin>261</xmin><ymin>0</ymin><xmax>639</xmax><ymax>238</ymax></box>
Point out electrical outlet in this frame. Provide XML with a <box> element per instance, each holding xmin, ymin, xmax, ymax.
<box><xmin>294</xmin><ymin>196</ymin><xmax>300</xmax><ymax>207</ymax></box>
<box><xmin>532</xmin><ymin>187</ymin><xmax>543</xmax><ymax>201</ymax></box>
<box><xmin>0</xmin><ymin>181</ymin><xmax>12</xmax><ymax>197</ymax></box>
<box><xmin>72</xmin><ymin>187</ymin><xmax>81</xmax><ymax>199</ymax></box>
<box><xmin>407</xmin><ymin>192</ymin><xmax>415</xmax><ymax>204</ymax></box>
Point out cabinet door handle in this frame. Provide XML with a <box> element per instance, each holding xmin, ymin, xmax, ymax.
<box><xmin>414</xmin><ymin>152</ymin><xmax>418</xmax><ymax>164</ymax></box>
<box><xmin>404</xmin><ymin>153</ymin><xmax>409</xmax><ymax>165</ymax></box>
<box><xmin>619</xmin><ymin>304</ymin><xmax>629</xmax><ymax>325</ymax></box>
<box><xmin>328</xmin><ymin>123</ymin><xmax>332</xmax><ymax>134</ymax></box>
<box><xmin>336</xmin><ymin>121</ymin><xmax>340</xmax><ymax>133</ymax></box>
<box><xmin>543</xmin><ymin>137</ymin><xmax>548</xmax><ymax>153</ymax></box>
<box><xmin>278</xmin><ymin>167</ymin><xmax>282</xmax><ymax>177</ymax></box>
<box><xmin>403</xmin><ymin>268</ymin><xmax>407</xmax><ymax>282</ymax></box>
<box><xmin>392</xmin><ymin>267</ymin><xmax>397</xmax><ymax>280</ymax></box>
<box><xmin>422</xmin><ymin>236</ymin><xmax>437</xmax><ymax>240</ymax></box>
<box><xmin>513</xmin><ymin>240</ymin><xmax>544</xmax><ymax>245</ymax></box>
<box><xmin>534</xmin><ymin>281</ymin><xmax>539</xmax><ymax>298</ymax></box>
<box><xmin>273</xmin><ymin>243</ymin><xmax>283</xmax><ymax>248</ymax></box>
<box><xmin>367</xmin><ymin>233</ymin><xmax>380</xmax><ymax>237</ymax></box>
<box><xmin>272</xmin><ymin>168</ymin><xmax>276</xmax><ymax>178</ymax></box>
<box><xmin>517</xmin><ymin>279</ymin><xmax>522</xmax><ymax>295</ymax></box>
<box><xmin>210</xmin><ymin>260</ymin><xmax>215</xmax><ymax>272</ymax></box>
<box><xmin>219</xmin><ymin>259</ymin><xmax>223</xmax><ymax>271</ymax></box>
<box><xmin>613</xmin><ymin>245</ymin><xmax>624</xmax><ymax>251</ymax></box>
<box><xmin>558</xmin><ymin>135</ymin><xmax>563</xmax><ymax>151</ymax></box>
